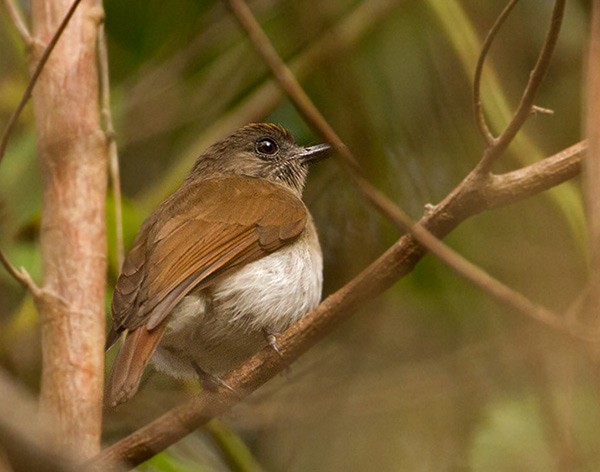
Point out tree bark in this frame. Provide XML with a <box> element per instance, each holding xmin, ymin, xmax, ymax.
<box><xmin>30</xmin><ymin>0</ymin><xmax>107</xmax><ymax>458</ymax></box>
<box><xmin>585</xmin><ymin>2</ymin><xmax>600</xmax><ymax>322</ymax></box>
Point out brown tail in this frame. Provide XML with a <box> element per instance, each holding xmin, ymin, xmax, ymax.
<box><xmin>106</xmin><ymin>324</ymin><xmax>166</xmax><ymax>407</ymax></box>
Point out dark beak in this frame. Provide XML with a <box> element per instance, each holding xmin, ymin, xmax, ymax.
<box><xmin>298</xmin><ymin>143</ymin><xmax>332</xmax><ymax>165</ymax></box>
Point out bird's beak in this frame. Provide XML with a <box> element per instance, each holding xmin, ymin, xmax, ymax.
<box><xmin>298</xmin><ymin>143</ymin><xmax>332</xmax><ymax>165</ymax></box>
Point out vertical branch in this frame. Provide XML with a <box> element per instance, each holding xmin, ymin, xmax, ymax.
<box><xmin>585</xmin><ymin>3</ymin><xmax>600</xmax><ymax>322</ymax></box>
<box><xmin>98</xmin><ymin>22</ymin><xmax>124</xmax><ymax>269</ymax></box>
<box><xmin>30</xmin><ymin>0</ymin><xmax>107</xmax><ymax>459</ymax></box>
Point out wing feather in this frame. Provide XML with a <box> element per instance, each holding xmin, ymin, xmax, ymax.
<box><xmin>110</xmin><ymin>176</ymin><xmax>307</xmax><ymax>333</ymax></box>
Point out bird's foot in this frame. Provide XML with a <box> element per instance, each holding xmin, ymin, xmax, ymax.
<box><xmin>191</xmin><ymin>361</ymin><xmax>239</xmax><ymax>397</ymax></box>
<box><xmin>262</xmin><ymin>328</ymin><xmax>283</xmax><ymax>358</ymax></box>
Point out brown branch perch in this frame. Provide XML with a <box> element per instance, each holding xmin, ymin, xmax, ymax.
<box><xmin>89</xmin><ymin>141</ymin><xmax>585</xmax><ymax>471</ymax></box>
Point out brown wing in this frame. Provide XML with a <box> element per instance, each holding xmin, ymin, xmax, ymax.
<box><xmin>106</xmin><ymin>176</ymin><xmax>306</xmax><ymax>405</ymax></box>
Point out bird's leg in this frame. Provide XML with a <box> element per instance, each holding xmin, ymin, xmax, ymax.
<box><xmin>190</xmin><ymin>360</ymin><xmax>239</xmax><ymax>397</ymax></box>
<box><xmin>262</xmin><ymin>327</ymin><xmax>283</xmax><ymax>358</ymax></box>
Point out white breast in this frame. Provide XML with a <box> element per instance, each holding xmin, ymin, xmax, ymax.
<box><xmin>211</xmin><ymin>235</ymin><xmax>323</xmax><ymax>332</ymax></box>
<box><xmin>152</xmin><ymin>223</ymin><xmax>323</xmax><ymax>377</ymax></box>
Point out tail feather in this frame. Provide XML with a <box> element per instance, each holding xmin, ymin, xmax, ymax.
<box><xmin>105</xmin><ymin>324</ymin><xmax>166</xmax><ymax>407</ymax></box>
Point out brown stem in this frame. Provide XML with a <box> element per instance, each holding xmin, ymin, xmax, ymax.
<box><xmin>30</xmin><ymin>0</ymin><xmax>107</xmax><ymax>458</ymax></box>
<box><xmin>88</xmin><ymin>142</ymin><xmax>584</xmax><ymax>471</ymax></box>
<box><xmin>0</xmin><ymin>249</ymin><xmax>38</xmax><ymax>292</ymax></box>
<box><xmin>473</xmin><ymin>0</ymin><xmax>520</xmax><ymax>145</ymax></box>
<box><xmin>478</xmin><ymin>0</ymin><xmax>566</xmax><ymax>170</ymax></box>
<box><xmin>98</xmin><ymin>22</ymin><xmax>125</xmax><ymax>269</ymax></box>
<box><xmin>484</xmin><ymin>141</ymin><xmax>585</xmax><ymax>209</ymax></box>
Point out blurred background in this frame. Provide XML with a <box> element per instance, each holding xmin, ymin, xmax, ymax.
<box><xmin>0</xmin><ymin>0</ymin><xmax>595</xmax><ymax>470</ymax></box>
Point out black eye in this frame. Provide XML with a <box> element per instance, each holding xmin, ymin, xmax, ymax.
<box><xmin>255</xmin><ymin>137</ymin><xmax>279</xmax><ymax>157</ymax></box>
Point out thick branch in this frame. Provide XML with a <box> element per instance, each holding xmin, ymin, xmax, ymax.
<box><xmin>30</xmin><ymin>0</ymin><xmax>107</xmax><ymax>458</ymax></box>
<box><xmin>484</xmin><ymin>141</ymin><xmax>584</xmax><ymax>210</ymax></box>
<box><xmin>89</xmin><ymin>143</ymin><xmax>584</xmax><ymax>471</ymax></box>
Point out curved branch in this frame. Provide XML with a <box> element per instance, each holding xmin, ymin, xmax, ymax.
<box><xmin>88</xmin><ymin>141</ymin><xmax>585</xmax><ymax>471</ymax></box>
<box><xmin>0</xmin><ymin>249</ymin><xmax>39</xmax><ymax>293</ymax></box>
<box><xmin>479</xmin><ymin>0</ymin><xmax>566</xmax><ymax>170</ymax></box>
<box><xmin>473</xmin><ymin>0</ymin><xmax>520</xmax><ymax>145</ymax></box>
<box><xmin>2</xmin><ymin>0</ymin><xmax>32</xmax><ymax>45</ymax></box>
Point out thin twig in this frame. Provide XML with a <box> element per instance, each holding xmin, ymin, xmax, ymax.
<box><xmin>478</xmin><ymin>0</ymin><xmax>566</xmax><ymax>170</ymax></box>
<box><xmin>0</xmin><ymin>249</ymin><xmax>38</xmax><ymax>293</ymax></box>
<box><xmin>0</xmin><ymin>0</ymin><xmax>84</xmax><ymax>167</ymax></box>
<box><xmin>98</xmin><ymin>22</ymin><xmax>125</xmax><ymax>269</ymax></box>
<box><xmin>222</xmin><ymin>0</ymin><xmax>569</xmax><ymax>341</ymax></box>
<box><xmin>2</xmin><ymin>0</ymin><xmax>32</xmax><ymax>45</ymax></box>
<box><xmin>473</xmin><ymin>0</ymin><xmax>520</xmax><ymax>145</ymax></box>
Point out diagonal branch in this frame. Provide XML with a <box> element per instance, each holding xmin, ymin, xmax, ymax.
<box><xmin>87</xmin><ymin>2</ymin><xmax>581</xmax><ymax>469</ymax></box>
<box><xmin>484</xmin><ymin>140</ymin><xmax>585</xmax><ymax>209</ymax></box>
<box><xmin>0</xmin><ymin>249</ymin><xmax>39</xmax><ymax>293</ymax></box>
<box><xmin>88</xmin><ymin>142</ymin><xmax>586</xmax><ymax>471</ymax></box>
<box><xmin>139</xmin><ymin>0</ymin><xmax>406</xmax><ymax>211</ymax></box>
<box><xmin>222</xmin><ymin>0</ymin><xmax>570</xmax><ymax>346</ymax></box>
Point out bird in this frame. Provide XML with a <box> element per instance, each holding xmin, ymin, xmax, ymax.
<box><xmin>105</xmin><ymin>123</ymin><xmax>330</xmax><ymax>406</ymax></box>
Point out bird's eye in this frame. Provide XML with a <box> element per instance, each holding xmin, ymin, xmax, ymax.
<box><xmin>255</xmin><ymin>137</ymin><xmax>279</xmax><ymax>157</ymax></box>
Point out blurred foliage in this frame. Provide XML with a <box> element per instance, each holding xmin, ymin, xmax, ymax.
<box><xmin>0</xmin><ymin>0</ymin><xmax>596</xmax><ymax>470</ymax></box>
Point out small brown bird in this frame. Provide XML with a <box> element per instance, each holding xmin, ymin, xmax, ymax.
<box><xmin>106</xmin><ymin>123</ymin><xmax>330</xmax><ymax>406</ymax></box>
